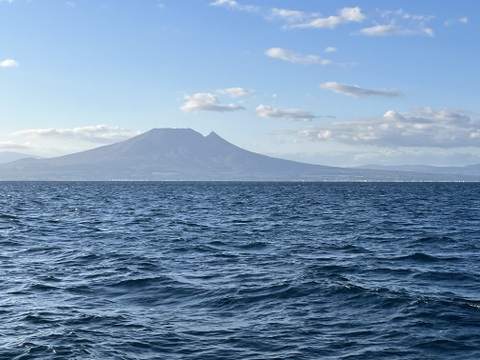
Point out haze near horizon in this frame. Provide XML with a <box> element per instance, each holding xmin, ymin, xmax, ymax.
<box><xmin>1</xmin><ymin>0</ymin><xmax>479</xmax><ymax>167</ymax></box>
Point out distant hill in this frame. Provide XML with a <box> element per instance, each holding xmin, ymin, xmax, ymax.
<box><xmin>0</xmin><ymin>151</ymin><xmax>42</xmax><ymax>164</ymax></box>
<box><xmin>0</xmin><ymin>128</ymin><xmax>478</xmax><ymax>181</ymax></box>
<box><xmin>357</xmin><ymin>164</ymin><xmax>480</xmax><ymax>177</ymax></box>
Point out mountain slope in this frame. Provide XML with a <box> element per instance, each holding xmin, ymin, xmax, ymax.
<box><xmin>0</xmin><ymin>128</ymin><xmax>339</xmax><ymax>180</ymax></box>
<box><xmin>357</xmin><ymin>164</ymin><xmax>480</xmax><ymax>177</ymax></box>
<box><xmin>0</xmin><ymin>128</ymin><xmax>478</xmax><ymax>181</ymax></box>
<box><xmin>0</xmin><ymin>151</ymin><xmax>42</xmax><ymax>164</ymax></box>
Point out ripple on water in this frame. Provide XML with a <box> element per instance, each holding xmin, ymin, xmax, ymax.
<box><xmin>1</xmin><ymin>182</ymin><xmax>480</xmax><ymax>359</ymax></box>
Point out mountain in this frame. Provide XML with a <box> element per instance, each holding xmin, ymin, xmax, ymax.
<box><xmin>357</xmin><ymin>164</ymin><xmax>480</xmax><ymax>177</ymax></box>
<box><xmin>0</xmin><ymin>151</ymin><xmax>42</xmax><ymax>164</ymax></box>
<box><xmin>0</xmin><ymin>128</ymin><xmax>478</xmax><ymax>181</ymax></box>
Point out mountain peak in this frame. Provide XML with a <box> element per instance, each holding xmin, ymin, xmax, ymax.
<box><xmin>1</xmin><ymin>127</ymin><xmax>474</xmax><ymax>181</ymax></box>
<box><xmin>147</xmin><ymin>127</ymin><xmax>199</xmax><ymax>134</ymax></box>
<box><xmin>206</xmin><ymin>131</ymin><xmax>219</xmax><ymax>137</ymax></box>
<box><xmin>141</xmin><ymin>127</ymin><xmax>201</xmax><ymax>138</ymax></box>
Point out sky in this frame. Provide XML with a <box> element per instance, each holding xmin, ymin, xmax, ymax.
<box><xmin>1</xmin><ymin>0</ymin><xmax>479</xmax><ymax>167</ymax></box>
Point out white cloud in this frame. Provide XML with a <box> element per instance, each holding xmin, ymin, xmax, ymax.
<box><xmin>218</xmin><ymin>4</ymin><xmax>364</xmax><ymax>30</ymax></box>
<box><xmin>265</xmin><ymin>48</ymin><xmax>332</xmax><ymax>66</ymax></box>
<box><xmin>256</xmin><ymin>104</ymin><xmax>317</xmax><ymax>122</ymax></box>
<box><xmin>444</xmin><ymin>17</ymin><xmax>468</xmax><ymax>26</ymax></box>
<box><xmin>283</xmin><ymin>108</ymin><xmax>480</xmax><ymax>148</ymax></box>
<box><xmin>212</xmin><ymin>3</ymin><xmax>437</xmax><ymax>40</ymax></box>
<box><xmin>359</xmin><ymin>9</ymin><xmax>434</xmax><ymax>37</ymax></box>
<box><xmin>65</xmin><ymin>1</ymin><xmax>76</xmax><ymax>7</ymax></box>
<box><xmin>0</xmin><ymin>141</ymin><xmax>31</xmax><ymax>151</ymax></box>
<box><xmin>15</xmin><ymin>125</ymin><xmax>140</xmax><ymax>143</ymax></box>
<box><xmin>268</xmin><ymin>8</ymin><xmax>312</xmax><ymax>23</ymax></box>
<box><xmin>0</xmin><ymin>59</ymin><xmax>18</xmax><ymax>67</ymax></box>
<box><xmin>210</xmin><ymin>0</ymin><xmax>236</xmax><ymax>6</ymax></box>
<box><xmin>216</xmin><ymin>87</ymin><xmax>254</xmax><ymax>98</ymax></box>
<box><xmin>292</xmin><ymin>7</ymin><xmax>365</xmax><ymax>29</ymax></box>
<box><xmin>209</xmin><ymin>0</ymin><xmax>259</xmax><ymax>13</ymax></box>
<box><xmin>320</xmin><ymin>82</ymin><xmax>401</xmax><ymax>98</ymax></box>
<box><xmin>181</xmin><ymin>92</ymin><xmax>245</xmax><ymax>112</ymax></box>
<box><xmin>360</xmin><ymin>22</ymin><xmax>434</xmax><ymax>37</ymax></box>
<box><xmin>325</xmin><ymin>47</ymin><xmax>338</xmax><ymax>53</ymax></box>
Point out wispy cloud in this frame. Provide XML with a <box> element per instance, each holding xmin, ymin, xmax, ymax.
<box><xmin>212</xmin><ymin>3</ymin><xmax>364</xmax><ymax>30</ymax></box>
<box><xmin>325</xmin><ymin>47</ymin><xmax>338</xmax><ymax>53</ymax></box>
<box><xmin>265</xmin><ymin>48</ymin><xmax>332</xmax><ymax>66</ymax></box>
<box><xmin>216</xmin><ymin>87</ymin><xmax>254</xmax><ymax>98</ymax></box>
<box><xmin>210</xmin><ymin>0</ymin><xmax>235</xmax><ymax>6</ymax></box>
<box><xmin>268</xmin><ymin>7</ymin><xmax>313</xmax><ymax>23</ymax></box>
<box><xmin>0</xmin><ymin>141</ymin><xmax>31</xmax><ymax>151</ymax></box>
<box><xmin>0</xmin><ymin>59</ymin><xmax>18</xmax><ymax>67</ymax></box>
<box><xmin>209</xmin><ymin>0</ymin><xmax>259</xmax><ymax>13</ymax></box>
<box><xmin>256</xmin><ymin>104</ymin><xmax>317</xmax><ymax>122</ymax></box>
<box><xmin>181</xmin><ymin>92</ymin><xmax>245</xmax><ymax>112</ymax></box>
<box><xmin>359</xmin><ymin>9</ymin><xmax>434</xmax><ymax>37</ymax></box>
<box><xmin>359</xmin><ymin>23</ymin><xmax>434</xmax><ymax>37</ymax></box>
<box><xmin>15</xmin><ymin>125</ymin><xmax>140</xmax><ymax>143</ymax></box>
<box><xmin>65</xmin><ymin>1</ymin><xmax>76</xmax><ymax>7</ymax></box>
<box><xmin>291</xmin><ymin>7</ymin><xmax>365</xmax><ymax>29</ymax></box>
<box><xmin>444</xmin><ymin>17</ymin><xmax>468</xmax><ymax>26</ymax></box>
<box><xmin>283</xmin><ymin>108</ymin><xmax>480</xmax><ymax>148</ymax></box>
<box><xmin>211</xmin><ymin>3</ymin><xmax>439</xmax><ymax>40</ymax></box>
<box><xmin>320</xmin><ymin>82</ymin><xmax>402</xmax><ymax>98</ymax></box>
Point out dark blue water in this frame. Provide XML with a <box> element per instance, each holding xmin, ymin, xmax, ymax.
<box><xmin>1</xmin><ymin>182</ymin><xmax>479</xmax><ymax>359</ymax></box>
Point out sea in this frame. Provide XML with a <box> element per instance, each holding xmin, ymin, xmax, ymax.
<box><xmin>0</xmin><ymin>181</ymin><xmax>479</xmax><ymax>359</ymax></box>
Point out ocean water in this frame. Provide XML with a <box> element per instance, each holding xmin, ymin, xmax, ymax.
<box><xmin>0</xmin><ymin>181</ymin><xmax>479</xmax><ymax>360</ymax></box>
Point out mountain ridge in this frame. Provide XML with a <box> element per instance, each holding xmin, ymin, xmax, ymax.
<box><xmin>1</xmin><ymin>128</ymin><xmax>479</xmax><ymax>181</ymax></box>
<box><xmin>0</xmin><ymin>151</ymin><xmax>43</xmax><ymax>164</ymax></box>
<box><xmin>357</xmin><ymin>164</ymin><xmax>480</xmax><ymax>177</ymax></box>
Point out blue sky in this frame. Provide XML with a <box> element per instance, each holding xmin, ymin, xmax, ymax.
<box><xmin>1</xmin><ymin>0</ymin><xmax>479</xmax><ymax>166</ymax></box>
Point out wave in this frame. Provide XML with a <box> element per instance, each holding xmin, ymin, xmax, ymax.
<box><xmin>393</xmin><ymin>252</ymin><xmax>460</xmax><ymax>263</ymax></box>
<box><xmin>2</xmin><ymin>182</ymin><xmax>480</xmax><ymax>359</ymax></box>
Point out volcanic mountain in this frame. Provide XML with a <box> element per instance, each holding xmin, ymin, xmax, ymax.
<box><xmin>0</xmin><ymin>128</ymin><xmax>476</xmax><ymax>181</ymax></box>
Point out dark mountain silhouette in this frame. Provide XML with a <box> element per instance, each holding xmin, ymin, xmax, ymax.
<box><xmin>0</xmin><ymin>128</ymin><xmax>478</xmax><ymax>181</ymax></box>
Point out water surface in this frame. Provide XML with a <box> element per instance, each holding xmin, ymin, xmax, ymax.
<box><xmin>1</xmin><ymin>182</ymin><xmax>479</xmax><ymax>359</ymax></box>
